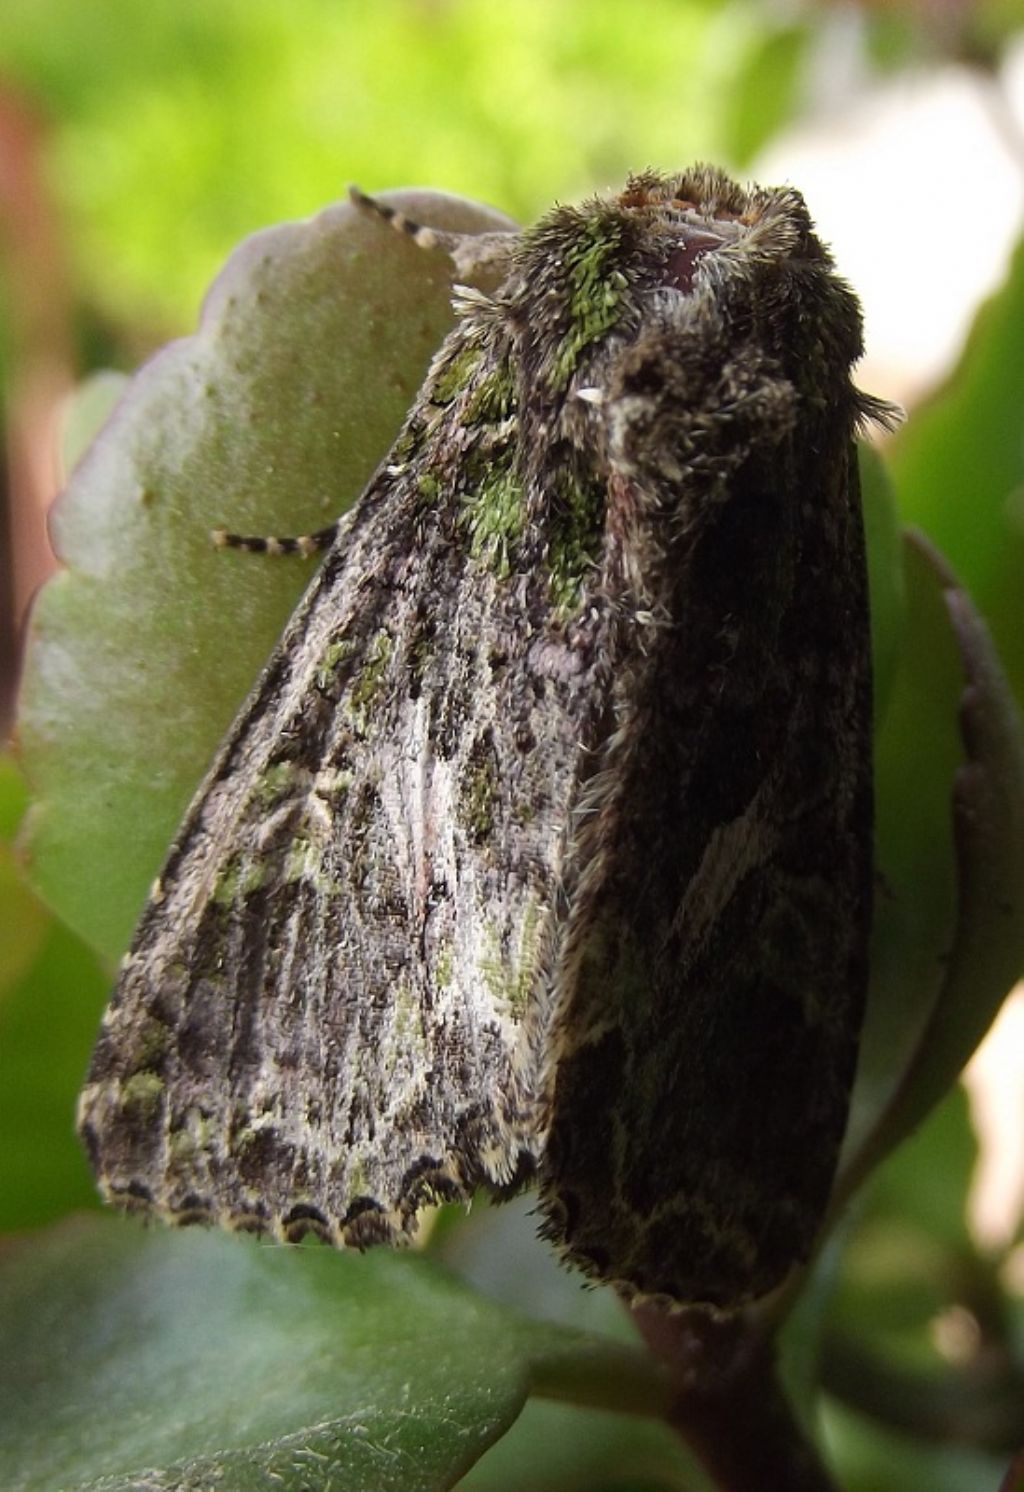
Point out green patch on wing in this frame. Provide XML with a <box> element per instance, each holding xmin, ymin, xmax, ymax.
<box><xmin>547</xmin><ymin>466</ymin><xmax>607</xmax><ymax>612</ymax></box>
<box><xmin>476</xmin><ymin>900</ymin><xmax>544</xmax><ymax>1026</ymax></box>
<box><xmin>347</xmin><ymin>630</ymin><xmax>395</xmax><ymax>734</ymax></box>
<box><xmin>463</xmin><ymin>739</ymin><xmax>500</xmax><ymax>842</ymax></box>
<box><xmin>466</xmin><ymin>359</ymin><xmax>517</xmax><ymax>424</ymax></box>
<box><xmin>509</xmin><ymin>898</ymin><xmax>544</xmax><ymax>1022</ymax></box>
<box><xmin>435</xmin><ymin>942</ymin><xmax>454</xmax><ymax>991</ymax></box>
<box><xmin>416</xmin><ymin>471</ymin><xmax>443</xmax><ymax>506</ymax></box>
<box><xmin>255</xmin><ymin>759</ymin><xmax>301</xmax><ymax>806</ymax></box>
<box><xmin>282</xmin><ymin>836</ymin><xmax>339</xmax><ymax>896</ymax></box>
<box><xmin>316</xmin><ymin>638</ymin><xmax>357</xmax><ymax>691</ymax></box>
<box><xmin>393</xmin><ymin>977</ymin><xmax>428</xmax><ymax>1059</ymax></box>
<box><xmin>461</xmin><ymin>451</ymin><xmax>526</xmax><ymax>580</ymax></box>
<box><xmin>119</xmin><ymin>1071</ymin><xmax>165</xmax><ymax>1119</ymax></box>
<box><xmin>548</xmin><ymin>215</ymin><xmax>627</xmax><ymax>390</ymax></box>
<box><xmin>212</xmin><ymin>854</ymin><xmax>268</xmax><ymax>907</ymax></box>
<box><xmin>431</xmin><ymin>342</ymin><xmax>485</xmax><ymax>406</ymax></box>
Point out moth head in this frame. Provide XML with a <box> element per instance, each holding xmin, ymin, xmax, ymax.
<box><xmin>511</xmin><ymin>167</ymin><xmax>864</xmax><ymax>455</ymax></box>
<box><xmin>610</xmin><ymin>169</ymin><xmax>870</xmax><ymax>427</ymax></box>
<box><xmin>618</xmin><ymin>165</ymin><xmax>815</xmax><ymax>289</ymax></box>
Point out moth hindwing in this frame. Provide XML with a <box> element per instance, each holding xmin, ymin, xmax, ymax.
<box><xmin>79</xmin><ymin>166</ymin><xmax>890</xmax><ymax>1309</ymax></box>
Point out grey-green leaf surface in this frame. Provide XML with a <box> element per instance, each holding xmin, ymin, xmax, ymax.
<box><xmin>0</xmin><ymin>1216</ymin><xmax>667</xmax><ymax>1492</ymax></box>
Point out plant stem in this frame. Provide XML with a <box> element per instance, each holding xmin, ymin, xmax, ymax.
<box><xmin>630</xmin><ymin>1301</ymin><xmax>842</xmax><ymax>1492</ymax></box>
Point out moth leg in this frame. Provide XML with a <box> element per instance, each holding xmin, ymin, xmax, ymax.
<box><xmin>210</xmin><ymin>522</ymin><xmax>339</xmax><ymax>557</ymax></box>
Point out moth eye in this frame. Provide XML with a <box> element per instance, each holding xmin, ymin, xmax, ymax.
<box><xmin>660</xmin><ymin>231</ymin><xmax>722</xmax><ymax>294</ymax></box>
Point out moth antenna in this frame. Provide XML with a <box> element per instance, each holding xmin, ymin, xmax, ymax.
<box><xmin>348</xmin><ymin>186</ymin><xmax>456</xmax><ymax>256</ymax></box>
<box><xmin>348</xmin><ymin>185</ymin><xmax>520</xmax><ymax>281</ymax></box>
<box><xmin>211</xmin><ymin>522</ymin><xmax>339</xmax><ymax>558</ymax></box>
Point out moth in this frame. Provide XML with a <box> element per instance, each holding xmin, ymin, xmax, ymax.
<box><xmin>78</xmin><ymin>167</ymin><xmax>892</xmax><ymax>1309</ymax></box>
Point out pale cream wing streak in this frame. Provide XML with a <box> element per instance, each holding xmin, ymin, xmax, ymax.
<box><xmin>668</xmin><ymin>776</ymin><xmax>777</xmax><ymax>953</ymax></box>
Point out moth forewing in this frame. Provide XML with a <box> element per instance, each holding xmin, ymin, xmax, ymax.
<box><xmin>79</xmin><ymin>166</ymin><xmax>887</xmax><ymax>1309</ymax></box>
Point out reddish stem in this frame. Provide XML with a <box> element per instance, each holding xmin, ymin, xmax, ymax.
<box><xmin>631</xmin><ymin>1301</ymin><xmax>840</xmax><ymax>1492</ymax></box>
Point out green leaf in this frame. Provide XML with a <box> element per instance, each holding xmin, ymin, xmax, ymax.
<box><xmin>0</xmin><ymin>762</ymin><xmax>48</xmax><ymax>1001</ymax></box>
<box><xmin>824</xmin><ymin>1398</ymin><xmax>1005</xmax><ymax>1492</ymax></box>
<box><xmin>840</xmin><ymin>531</ymin><xmax>963</xmax><ymax>1175</ymax></box>
<box><xmin>861</xmin><ymin>440</ymin><xmax>907</xmax><ymax>722</ymax></box>
<box><xmin>0</xmin><ymin>754</ymin><xmax>29</xmax><ymax>841</ymax></box>
<box><xmin>0</xmin><ymin>909</ymin><xmax>109</xmax><ymax>1232</ymax></box>
<box><xmin>829</xmin><ymin>1086</ymin><xmax>979</xmax><ymax>1381</ymax></box>
<box><xmin>889</xmin><ymin>230</ymin><xmax>1024</xmax><ymax>717</ymax></box>
<box><xmin>803</xmin><ymin>1082</ymin><xmax>1015</xmax><ymax>1489</ymax></box>
<box><xmin>460</xmin><ymin>1399</ymin><xmax>696</xmax><ymax>1491</ymax></box>
<box><xmin>0</xmin><ymin>754</ymin><xmax>109</xmax><ymax>1232</ymax></box>
<box><xmin>837</xmin><ymin>535</ymin><xmax>1024</xmax><ymax>1207</ymax></box>
<box><xmin>17</xmin><ymin>190</ymin><xmax>516</xmax><ymax>960</ymax></box>
<box><xmin>437</xmin><ymin>1196</ymin><xmax>705</xmax><ymax>1488</ymax></box>
<box><xmin>0</xmin><ymin>1216</ymin><xmax>667</xmax><ymax>1492</ymax></box>
<box><xmin>860</xmin><ymin>1080</ymin><xmax>978</xmax><ymax>1256</ymax></box>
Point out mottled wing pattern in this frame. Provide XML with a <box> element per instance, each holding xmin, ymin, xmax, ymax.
<box><xmin>81</xmin><ymin>166</ymin><xmax>882</xmax><ymax>1309</ymax></box>
<box><xmin>78</xmin><ymin>382</ymin><xmax>612</xmax><ymax>1246</ymax></box>
<box><xmin>542</xmin><ymin>374</ymin><xmax>871</xmax><ymax>1306</ymax></box>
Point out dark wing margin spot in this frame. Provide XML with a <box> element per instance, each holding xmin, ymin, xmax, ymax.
<box><xmin>342</xmin><ymin>1195</ymin><xmax>393</xmax><ymax>1249</ymax></box>
<box><xmin>282</xmin><ymin>1202</ymin><xmax>331</xmax><ymax>1243</ymax></box>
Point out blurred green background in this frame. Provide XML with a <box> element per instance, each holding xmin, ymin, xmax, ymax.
<box><xmin>3</xmin><ymin>3</ymin><xmax>1024</xmax><ymax>1490</ymax></box>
